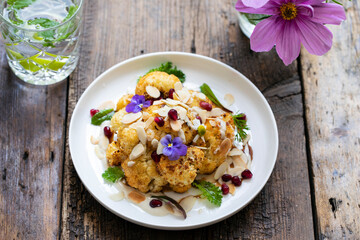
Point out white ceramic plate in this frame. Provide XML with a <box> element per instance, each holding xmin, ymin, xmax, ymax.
<box><xmin>69</xmin><ymin>52</ymin><xmax>278</xmax><ymax>230</ymax></box>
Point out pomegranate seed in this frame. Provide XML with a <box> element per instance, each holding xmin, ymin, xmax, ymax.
<box><xmin>149</xmin><ymin>199</ymin><xmax>163</xmax><ymax>208</ymax></box>
<box><xmin>221</xmin><ymin>183</ymin><xmax>229</xmax><ymax>195</ymax></box>
<box><xmin>154</xmin><ymin>117</ymin><xmax>164</xmax><ymax>127</ymax></box>
<box><xmin>231</xmin><ymin>176</ymin><xmax>242</xmax><ymax>186</ymax></box>
<box><xmin>168</xmin><ymin>88</ymin><xmax>175</xmax><ymax>99</ymax></box>
<box><xmin>151</xmin><ymin>151</ymin><xmax>161</xmax><ymax>163</ymax></box>
<box><xmin>168</xmin><ymin>109</ymin><xmax>178</xmax><ymax>121</ymax></box>
<box><xmin>104</xmin><ymin>126</ymin><xmax>112</xmax><ymax>139</ymax></box>
<box><xmin>199</xmin><ymin>101</ymin><xmax>212</xmax><ymax>111</ymax></box>
<box><xmin>221</xmin><ymin>174</ymin><xmax>232</xmax><ymax>182</ymax></box>
<box><xmin>236</xmin><ymin>113</ymin><xmax>247</xmax><ymax>121</ymax></box>
<box><xmin>196</xmin><ymin>115</ymin><xmax>202</xmax><ymax>124</ymax></box>
<box><xmin>241</xmin><ymin>169</ymin><xmax>253</xmax><ymax>179</ymax></box>
<box><xmin>90</xmin><ymin>109</ymin><xmax>99</xmax><ymax>117</ymax></box>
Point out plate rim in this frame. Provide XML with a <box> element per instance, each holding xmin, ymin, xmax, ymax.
<box><xmin>69</xmin><ymin>51</ymin><xmax>279</xmax><ymax>230</ymax></box>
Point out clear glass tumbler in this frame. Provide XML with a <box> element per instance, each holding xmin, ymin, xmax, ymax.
<box><xmin>0</xmin><ymin>0</ymin><xmax>83</xmax><ymax>85</ymax></box>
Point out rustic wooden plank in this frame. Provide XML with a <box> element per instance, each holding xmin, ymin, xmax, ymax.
<box><xmin>61</xmin><ymin>0</ymin><xmax>314</xmax><ymax>239</ymax></box>
<box><xmin>0</xmin><ymin>53</ymin><xmax>67</xmax><ymax>237</ymax></box>
<box><xmin>301</xmin><ymin>1</ymin><xmax>360</xmax><ymax>239</ymax></box>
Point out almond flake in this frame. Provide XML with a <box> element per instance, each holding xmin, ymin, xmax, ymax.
<box><xmin>224</xmin><ymin>94</ymin><xmax>235</xmax><ymax>106</ymax></box>
<box><xmin>170</xmin><ymin>119</ymin><xmax>182</xmax><ymax>132</ymax></box>
<box><xmin>153</xmin><ymin>100</ymin><xmax>163</xmax><ymax>105</ymax></box>
<box><xmin>180</xmin><ymin>196</ymin><xmax>197</xmax><ymax>213</ymax></box>
<box><xmin>127</xmin><ymin>161</ymin><xmax>136</xmax><ymax>167</ymax></box>
<box><xmin>228</xmin><ymin>148</ymin><xmax>243</xmax><ymax>156</ymax></box>
<box><xmin>178</xmin><ymin>129</ymin><xmax>186</xmax><ymax>143</ymax></box>
<box><xmin>90</xmin><ymin>135</ymin><xmax>99</xmax><ymax>145</ymax></box>
<box><xmin>156</xmin><ymin>106</ymin><xmax>171</xmax><ymax>117</ymax></box>
<box><xmin>197</xmin><ymin>93</ymin><xmax>207</xmax><ymax>101</ymax></box>
<box><xmin>217</xmin><ymin>138</ymin><xmax>232</xmax><ymax>156</ymax></box>
<box><xmin>214</xmin><ymin>161</ymin><xmax>229</xmax><ymax>180</ymax></box>
<box><xmin>145</xmin><ymin>117</ymin><xmax>154</xmax><ymax>129</ymax></box>
<box><xmin>199</xmin><ymin>110</ymin><xmax>208</xmax><ymax>124</ymax></box>
<box><xmin>192</xmin><ymin>134</ymin><xmax>200</xmax><ymax>143</ymax></box>
<box><xmin>227</xmin><ymin>166</ymin><xmax>246</xmax><ymax>176</ymax></box>
<box><xmin>210</xmin><ymin>108</ymin><xmax>225</xmax><ymax>117</ymax></box>
<box><xmin>192</xmin><ymin>145</ymin><xmax>208</xmax><ymax>150</ymax></box>
<box><xmin>157</xmin><ymin>142</ymin><xmax>165</xmax><ymax>154</ymax></box>
<box><xmin>151</xmin><ymin>139</ymin><xmax>159</xmax><ymax>149</ymax></box>
<box><xmin>128</xmin><ymin>191</ymin><xmax>145</xmax><ymax>204</ymax></box>
<box><xmin>129</xmin><ymin>143</ymin><xmax>145</xmax><ymax>160</ymax></box>
<box><xmin>122</xmin><ymin>112</ymin><xmax>142</xmax><ymax>124</ymax></box>
<box><xmin>174</xmin><ymin>82</ymin><xmax>183</xmax><ymax>91</ymax></box>
<box><xmin>228</xmin><ymin>183</ymin><xmax>236</xmax><ymax>195</ymax></box>
<box><xmin>136</xmin><ymin>126</ymin><xmax>147</xmax><ymax>145</ymax></box>
<box><xmin>175</xmin><ymin>106</ymin><xmax>187</xmax><ymax>120</ymax></box>
<box><xmin>232</xmin><ymin>155</ymin><xmax>248</xmax><ymax>169</ymax></box>
<box><xmin>209</xmin><ymin>120</ymin><xmax>216</xmax><ymax>126</ymax></box>
<box><xmin>98</xmin><ymin>100</ymin><xmax>115</xmax><ymax>111</ymax></box>
<box><xmin>146</xmin><ymin>86</ymin><xmax>160</xmax><ymax>98</ymax></box>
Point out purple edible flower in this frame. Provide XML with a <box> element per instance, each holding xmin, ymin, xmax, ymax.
<box><xmin>235</xmin><ymin>0</ymin><xmax>346</xmax><ymax>65</ymax></box>
<box><xmin>160</xmin><ymin>134</ymin><xmax>188</xmax><ymax>161</ymax></box>
<box><xmin>125</xmin><ymin>95</ymin><xmax>151</xmax><ymax>113</ymax></box>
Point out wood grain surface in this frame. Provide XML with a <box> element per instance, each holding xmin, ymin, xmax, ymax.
<box><xmin>60</xmin><ymin>0</ymin><xmax>314</xmax><ymax>239</ymax></box>
<box><xmin>301</xmin><ymin>1</ymin><xmax>360</xmax><ymax>239</ymax></box>
<box><xmin>0</xmin><ymin>52</ymin><xmax>68</xmax><ymax>238</ymax></box>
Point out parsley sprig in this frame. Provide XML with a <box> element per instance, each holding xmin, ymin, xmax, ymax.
<box><xmin>102</xmin><ymin>167</ymin><xmax>124</xmax><ymax>183</ymax></box>
<box><xmin>199</xmin><ymin>83</ymin><xmax>232</xmax><ymax>112</ymax></box>
<box><xmin>192</xmin><ymin>180</ymin><xmax>222</xmax><ymax>207</ymax></box>
<box><xmin>232</xmin><ymin>112</ymin><xmax>249</xmax><ymax>141</ymax></box>
<box><xmin>139</xmin><ymin>62</ymin><xmax>186</xmax><ymax>83</ymax></box>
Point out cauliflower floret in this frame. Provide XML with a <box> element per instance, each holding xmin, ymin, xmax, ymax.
<box><xmin>121</xmin><ymin>151</ymin><xmax>167</xmax><ymax>193</ymax></box>
<box><xmin>197</xmin><ymin>113</ymin><xmax>235</xmax><ymax>174</ymax></box>
<box><xmin>116</xmin><ymin>94</ymin><xmax>133</xmax><ymax>111</ymax></box>
<box><xmin>157</xmin><ymin>147</ymin><xmax>204</xmax><ymax>193</ymax></box>
<box><xmin>136</xmin><ymin>71</ymin><xmax>180</xmax><ymax>98</ymax></box>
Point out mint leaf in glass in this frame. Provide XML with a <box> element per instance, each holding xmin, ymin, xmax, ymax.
<box><xmin>7</xmin><ymin>0</ymin><xmax>35</xmax><ymax>10</ymax></box>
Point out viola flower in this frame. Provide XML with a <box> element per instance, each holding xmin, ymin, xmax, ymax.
<box><xmin>160</xmin><ymin>134</ymin><xmax>188</xmax><ymax>161</ymax></box>
<box><xmin>235</xmin><ymin>0</ymin><xmax>346</xmax><ymax>65</ymax></box>
<box><xmin>125</xmin><ymin>94</ymin><xmax>151</xmax><ymax>113</ymax></box>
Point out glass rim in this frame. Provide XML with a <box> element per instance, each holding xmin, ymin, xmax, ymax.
<box><xmin>0</xmin><ymin>0</ymin><xmax>83</xmax><ymax>32</ymax></box>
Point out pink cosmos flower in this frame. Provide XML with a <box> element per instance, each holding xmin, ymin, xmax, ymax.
<box><xmin>235</xmin><ymin>0</ymin><xmax>346</xmax><ymax>65</ymax></box>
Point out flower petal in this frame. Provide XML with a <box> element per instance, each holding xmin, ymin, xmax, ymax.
<box><xmin>250</xmin><ymin>15</ymin><xmax>282</xmax><ymax>52</ymax></box>
<box><xmin>275</xmin><ymin>20</ymin><xmax>301</xmax><ymax>65</ymax></box>
<box><xmin>242</xmin><ymin>0</ymin><xmax>269</xmax><ymax>8</ymax></box>
<box><xmin>235</xmin><ymin>0</ymin><xmax>278</xmax><ymax>15</ymax></box>
<box><xmin>311</xmin><ymin>3</ymin><xmax>346</xmax><ymax>25</ymax></box>
<box><xmin>172</xmin><ymin>137</ymin><xmax>184</xmax><ymax>146</ymax></box>
<box><xmin>143</xmin><ymin>100</ymin><xmax>151</xmax><ymax>108</ymax></box>
<box><xmin>297</xmin><ymin>4</ymin><xmax>314</xmax><ymax>18</ymax></box>
<box><xmin>162</xmin><ymin>146</ymin><xmax>173</xmax><ymax>157</ymax></box>
<box><xmin>295</xmin><ymin>16</ymin><xmax>333</xmax><ymax>55</ymax></box>
<box><xmin>125</xmin><ymin>103</ymin><xmax>136</xmax><ymax>113</ymax></box>
<box><xmin>160</xmin><ymin>134</ymin><xmax>173</xmax><ymax>146</ymax></box>
<box><xmin>168</xmin><ymin>152</ymin><xmax>180</xmax><ymax>161</ymax></box>
<box><xmin>176</xmin><ymin>144</ymin><xmax>188</xmax><ymax>156</ymax></box>
<box><xmin>132</xmin><ymin>105</ymin><xmax>142</xmax><ymax>113</ymax></box>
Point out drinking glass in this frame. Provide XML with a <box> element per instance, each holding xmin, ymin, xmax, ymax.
<box><xmin>0</xmin><ymin>0</ymin><xmax>83</xmax><ymax>85</ymax></box>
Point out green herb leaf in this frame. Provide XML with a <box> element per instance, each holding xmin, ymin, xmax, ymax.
<box><xmin>139</xmin><ymin>62</ymin><xmax>186</xmax><ymax>83</ymax></box>
<box><xmin>28</xmin><ymin>18</ymin><xmax>59</xmax><ymax>28</ymax></box>
<box><xmin>102</xmin><ymin>167</ymin><xmax>124</xmax><ymax>183</ymax></box>
<box><xmin>8</xmin><ymin>10</ymin><xmax>24</xmax><ymax>25</ymax></box>
<box><xmin>7</xmin><ymin>0</ymin><xmax>35</xmax><ymax>9</ymax></box>
<box><xmin>91</xmin><ymin>108</ymin><xmax>114</xmax><ymax>125</ymax></box>
<box><xmin>199</xmin><ymin>83</ymin><xmax>232</xmax><ymax>112</ymax></box>
<box><xmin>192</xmin><ymin>180</ymin><xmax>222</xmax><ymax>207</ymax></box>
<box><xmin>232</xmin><ymin>112</ymin><xmax>249</xmax><ymax>141</ymax></box>
<box><xmin>62</xmin><ymin>5</ymin><xmax>78</xmax><ymax>22</ymax></box>
<box><xmin>244</xmin><ymin>14</ymin><xmax>270</xmax><ymax>25</ymax></box>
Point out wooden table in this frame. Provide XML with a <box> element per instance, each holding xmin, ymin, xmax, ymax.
<box><xmin>1</xmin><ymin>0</ymin><xmax>359</xmax><ymax>239</ymax></box>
